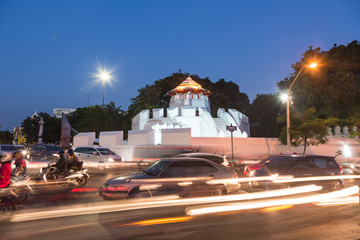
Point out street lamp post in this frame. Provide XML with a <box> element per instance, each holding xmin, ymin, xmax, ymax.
<box><xmin>285</xmin><ymin>63</ymin><xmax>317</xmax><ymax>153</ymax></box>
<box><xmin>226</xmin><ymin>124</ymin><xmax>237</xmax><ymax>169</ymax></box>
<box><xmin>100</xmin><ymin>71</ymin><xmax>110</xmax><ymax>106</ymax></box>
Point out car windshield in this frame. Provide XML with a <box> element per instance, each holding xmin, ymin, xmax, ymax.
<box><xmin>15</xmin><ymin>146</ymin><xmax>25</xmax><ymax>150</ymax></box>
<box><xmin>1</xmin><ymin>145</ymin><xmax>17</xmax><ymax>151</ymax></box>
<box><xmin>97</xmin><ymin>148</ymin><xmax>116</xmax><ymax>155</ymax></box>
<box><xmin>143</xmin><ymin>160</ymin><xmax>169</xmax><ymax>176</ymax></box>
<box><xmin>45</xmin><ymin>145</ymin><xmax>62</xmax><ymax>151</ymax></box>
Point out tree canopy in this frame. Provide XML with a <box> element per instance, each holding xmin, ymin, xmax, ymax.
<box><xmin>277</xmin><ymin>40</ymin><xmax>360</xmax><ymax>120</ymax></box>
<box><xmin>278</xmin><ymin>108</ymin><xmax>328</xmax><ymax>154</ymax></box>
<box><xmin>248</xmin><ymin>93</ymin><xmax>283</xmax><ymax>137</ymax></box>
<box><xmin>21</xmin><ymin>112</ymin><xmax>61</xmax><ymax>144</ymax></box>
<box><xmin>67</xmin><ymin>102</ymin><xmax>127</xmax><ymax>138</ymax></box>
<box><xmin>0</xmin><ymin>130</ymin><xmax>13</xmax><ymax>144</ymax></box>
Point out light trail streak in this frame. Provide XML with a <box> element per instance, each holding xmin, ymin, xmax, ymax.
<box><xmin>273</xmin><ymin>175</ymin><xmax>360</xmax><ymax>183</ymax></box>
<box><xmin>121</xmin><ymin>216</ymin><xmax>195</xmax><ymax>226</ymax></box>
<box><xmin>186</xmin><ymin>186</ymin><xmax>359</xmax><ymax>216</ymax></box>
<box><xmin>316</xmin><ymin>196</ymin><xmax>359</xmax><ymax>206</ymax></box>
<box><xmin>10</xmin><ymin>185</ymin><xmax>321</xmax><ymax>222</ymax></box>
<box><xmin>261</xmin><ymin>205</ymin><xmax>293</xmax><ymax>212</ymax></box>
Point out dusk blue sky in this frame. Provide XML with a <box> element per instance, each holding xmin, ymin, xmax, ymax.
<box><xmin>0</xmin><ymin>0</ymin><xmax>359</xmax><ymax>131</ymax></box>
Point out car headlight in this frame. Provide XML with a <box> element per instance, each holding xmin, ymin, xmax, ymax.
<box><xmin>22</xmin><ymin>150</ymin><xmax>28</xmax><ymax>155</ymax></box>
<box><xmin>107</xmin><ymin>158</ymin><xmax>114</xmax><ymax>162</ymax></box>
<box><xmin>350</xmin><ymin>164</ymin><xmax>355</xmax><ymax>169</ymax></box>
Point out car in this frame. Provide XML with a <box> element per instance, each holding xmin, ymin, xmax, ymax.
<box><xmin>28</xmin><ymin>144</ymin><xmax>62</xmax><ymax>161</ymax></box>
<box><xmin>175</xmin><ymin>153</ymin><xmax>230</xmax><ymax>167</ymax></box>
<box><xmin>250</xmin><ymin>155</ymin><xmax>344</xmax><ymax>191</ymax></box>
<box><xmin>99</xmin><ymin>157</ymin><xmax>240</xmax><ymax>200</ymax></box>
<box><xmin>0</xmin><ymin>144</ymin><xmax>18</xmax><ymax>157</ymax></box>
<box><xmin>73</xmin><ymin>146</ymin><xmax>123</xmax><ymax>170</ymax></box>
<box><xmin>243</xmin><ymin>156</ymin><xmax>277</xmax><ymax>177</ymax></box>
<box><xmin>350</xmin><ymin>161</ymin><xmax>360</xmax><ymax>174</ymax></box>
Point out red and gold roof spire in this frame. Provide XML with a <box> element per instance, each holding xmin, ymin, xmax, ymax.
<box><xmin>167</xmin><ymin>77</ymin><xmax>211</xmax><ymax>96</ymax></box>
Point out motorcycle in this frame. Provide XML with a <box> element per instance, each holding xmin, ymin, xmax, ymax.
<box><xmin>0</xmin><ymin>175</ymin><xmax>32</xmax><ymax>206</ymax></box>
<box><xmin>38</xmin><ymin>162</ymin><xmax>89</xmax><ymax>187</ymax></box>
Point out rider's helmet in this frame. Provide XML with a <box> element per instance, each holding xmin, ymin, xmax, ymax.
<box><xmin>58</xmin><ymin>150</ymin><xmax>65</xmax><ymax>155</ymax></box>
<box><xmin>0</xmin><ymin>152</ymin><xmax>12</xmax><ymax>163</ymax></box>
<box><xmin>67</xmin><ymin>149</ymin><xmax>74</xmax><ymax>156</ymax></box>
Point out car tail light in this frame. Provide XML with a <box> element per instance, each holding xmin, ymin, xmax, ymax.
<box><xmin>234</xmin><ymin>173</ymin><xmax>238</xmax><ymax>178</ymax></box>
<box><xmin>227</xmin><ymin>163</ymin><xmax>230</xmax><ymax>167</ymax></box>
<box><xmin>339</xmin><ymin>166</ymin><xmax>343</xmax><ymax>175</ymax></box>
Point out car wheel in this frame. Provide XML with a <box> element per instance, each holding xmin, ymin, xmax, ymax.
<box><xmin>128</xmin><ymin>189</ymin><xmax>151</xmax><ymax>199</ymax></box>
<box><xmin>331</xmin><ymin>180</ymin><xmax>343</xmax><ymax>191</ymax></box>
<box><xmin>98</xmin><ymin>161</ymin><xmax>105</xmax><ymax>170</ymax></box>
<box><xmin>210</xmin><ymin>185</ymin><xmax>225</xmax><ymax>196</ymax></box>
<box><xmin>281</xmin><ymin>184</ymin><xmax>291</xmax><ymax>189</ymax></box>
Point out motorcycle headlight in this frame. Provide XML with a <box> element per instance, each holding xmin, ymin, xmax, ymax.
<box><xmin>107</xmin><ymin>158</ymin><xmax>114</xmax><ymax>162</ymax></box>
<box><xmin>22</xmin><ymin>150</ymin><xmax>28</xmax><ymax>155</ymax></box>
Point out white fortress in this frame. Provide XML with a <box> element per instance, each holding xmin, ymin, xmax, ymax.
<box><xmin>131</xmin><ymin>77</ymin><xmax>250</xmax><ymax>145</ymax></box>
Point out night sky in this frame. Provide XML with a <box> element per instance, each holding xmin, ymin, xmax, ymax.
<box><xmin>0</xmin><ymin>0</ymin><xmax>359</xmax><ymax>131</ymax></box>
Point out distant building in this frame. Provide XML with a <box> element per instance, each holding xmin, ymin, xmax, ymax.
<box><xmin>53</xmin><ymin>108</ymin><xmax>76</xmax><ymax>118</ymax></box>
<box><xmin>131</xmin><ymin>77</ymin><xmax>250</xmax><ymax>144</ymax></box>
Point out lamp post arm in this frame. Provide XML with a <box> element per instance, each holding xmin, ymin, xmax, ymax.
<box><xmin>289</xmin><ymin>66</ymin><xmax>307</xmax><ymax>91</ymax></box>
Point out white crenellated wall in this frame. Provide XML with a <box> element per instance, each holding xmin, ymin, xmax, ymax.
<box><xmin>99</xmin><ymin>131</ymin><xmax>123</xmax><ymax>146</ymax></box>
<box><xmin>128</xmin><ymin>129</ymin><xmax>155</xmax><ymax>145</ymax></box>
<box><xmin>73</xmin><ymin>132</ymin><xmax>96</xmax><ymax>146</ymax></box>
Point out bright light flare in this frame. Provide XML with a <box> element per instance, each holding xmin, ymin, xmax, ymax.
<box><xmin>280</xmin><ymin>92</ymin><xmax>289</xmax><ymax>102</ymax></box>
<box><xmin>309</xmin><ymin>62</ymin><xmax>317</xmax><ymax>68</ymax></box>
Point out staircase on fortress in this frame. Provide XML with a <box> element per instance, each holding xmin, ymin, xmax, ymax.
<box><xmin>213</xmin><ymin>118</ymin><xmax>231</xmax><ymax>137</ymax></box>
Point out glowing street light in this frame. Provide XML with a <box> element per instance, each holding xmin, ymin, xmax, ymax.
<box><xmin>285</xmin><ymin>62</ymin><xmax>317</xmax><ymax>152</ymax></box>
<box><xmin>91</xmin><ymin>61</ymin><xmax>116</xmax><ymax>106</ymax></box>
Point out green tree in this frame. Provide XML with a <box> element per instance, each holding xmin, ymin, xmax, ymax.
<box><xmin>0</xmin><ymin>130</ymin><xmax>13</xmax><ymax>144</ymax></box>
<box><xmin>278</xmin><ymin>108</ymin><xmax>328</xmax><ymax>154</ymax></box>
<box><xmin>20</xmin><ymin>113</ymin><xmax>61</xmax><ymax>144</ymax></box>
<box><xmin>248</xmin><ymin>93</ymin><xmax>283</xmax><ymax>137</ymax></box>
<box><xmin>277</xmin><ymin>40</ymin><xmax>360</xmax><ymax>120</ymax></box>
<box><xmin>68</xmin><ymin>102</ymin><xmax>127</xmax><ymax>137</ymax></box>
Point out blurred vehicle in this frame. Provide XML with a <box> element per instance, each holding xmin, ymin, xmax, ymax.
<box><xmin>73</xmin><ymin>146</ymin><xmax>123</xmax><ymax>170</ymax></box>
<box><xmin>250</xmin><ymin>155</ymin><xmax>344</xmax><ymax>191</ymax></box>
<box><xmin>0</xmin><ymin>144</ymin><xmax>17</xmax><ymax>157</ymax></box>
<box><xmin>39</xmin><ymin>161</ymin><xmax>89</xmax><ymax>186</ymax></box>
<box><xmin>350</xmin><ymin>162</ymin><xmax>360</xmax><ymax>174</ymax></box>
<box><xmin>243</xmin><ymin>156</ymin><xmax>277</xmax><ymax>177</ymax></box>
<box><xmin>175</xmin><ymin>153</ymin><xmax>230</xmax><ymax>167</ymax></box>
<box><xmin>14</xmin><ymin>145</ymin><xmax>28</xmax><ymax>157</ymax></box>
<box><xmin>28</xmin><ymin>144</ymin><xmax>62</xmax><ymax>161</ymax></box>
<box><xmin>100</xmin><ymin>157</ymin><xmax>240</xmax><ymax>200</ymax></box>
<box><xmin>0</xmin><ymin>175</ymin><xmax>32</xmax><ymax>206</ymax></box>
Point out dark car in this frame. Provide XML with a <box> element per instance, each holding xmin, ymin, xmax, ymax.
<box><xmin>100</xmin><ymin>158</ymin><xmax>240</xmax><ymax>200</ymax></box>
<box><xmin>250</xmin><ymin>155</ymin><xmax>344</xmax><ymax>191</ymax></box>
<box><xmin>28</xmin><ymin>144</ymin><xmax>62</xmax><ymax>161</ymax></box>
<box><xmin>0</xmin><ymin>144</ymin><xmax>17</xmax><ymax>157</ymax></box>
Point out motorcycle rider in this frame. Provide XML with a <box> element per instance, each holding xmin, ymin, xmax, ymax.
<box><xmin>54</xmin><ymin>150</ymin><xmax>67</xmax><ymax>175</ymax></box>
<box><xmin>0</xmin><ymin>152</ymin><xmax>12</xmax><ymax>188</ymax></box>
<box><xmin>12</xmin><ymin>151</ymin><xmax>27</xmax><ymax>178</ymax></box>
<box><xmin>66</xmin><ymin>149</ymin><xmax>82</xmax><ymax>171</ymax></box>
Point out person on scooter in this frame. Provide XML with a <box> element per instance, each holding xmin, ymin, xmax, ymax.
<box><xmin>12</xmin><ymin>151</ymin><xmax>27</xmax><ymax>178</ymax></box>
<box><xmin>66</xmin><ymin>149</ymin><xmax>82</xmax><ymax>171</ymax></box>
<box><xmin>54</xmin><ymin>150</ymin><xmax>67</xmax><ymax>175</ymax></box>
<box><xmin>0</xmin><ymin>152</ymin><xmax>12</xmax><ymax>188</ymax></box>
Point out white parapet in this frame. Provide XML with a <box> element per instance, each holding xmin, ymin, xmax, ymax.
<box><xmin>162</xmin><ymin>128</ymin><xmax>191</xmax><ymax>146</ymax></box>
<box><xmin>99</xmin><ymin>131</ymin><xmax>123</xmax><ymax>146</ymax></box>
<box><xmin>73</xmin><ymin>132</ymin><xmax>95</xmax><ymax>146</ymax></box>
<box><xmin>128</xmin><ymin>129</ymin><xmax>155</xmax><ymax>146</ymax></box>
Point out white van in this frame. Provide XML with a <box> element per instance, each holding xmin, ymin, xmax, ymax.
<box><xmin>73</xmin><ymin>146</ymin><xmax>123</xmax><ymax>170</ymax></box>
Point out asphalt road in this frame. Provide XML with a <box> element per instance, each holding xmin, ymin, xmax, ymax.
<box><xmin>1</xmin><ymin>166</ymin><xmax>360</xmax><ymax>240</ymax></box>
